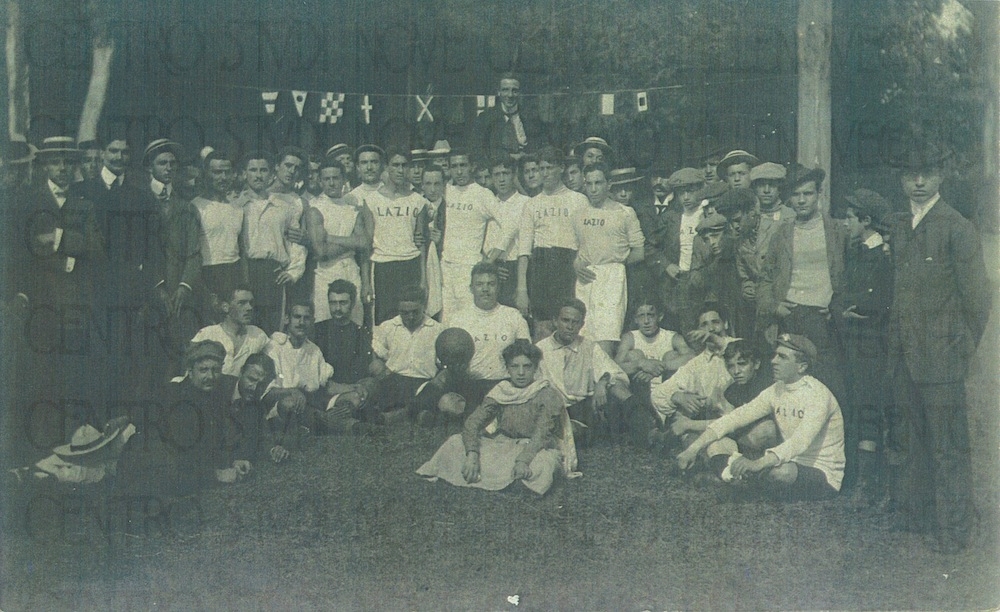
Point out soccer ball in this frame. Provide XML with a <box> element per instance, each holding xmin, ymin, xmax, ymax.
<box><xmin>435</xmin><ymin>327</ymin><xmax>475</xmax><ymax>369</ymax></box>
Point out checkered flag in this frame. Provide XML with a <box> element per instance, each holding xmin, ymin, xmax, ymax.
<box><xmin>319</xmin><ymin>93</ymin><xmax>345</xmax><ymax>123</ymax></box>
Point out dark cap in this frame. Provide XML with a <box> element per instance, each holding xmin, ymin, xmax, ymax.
<box><xmin>776</xmin><ymin>333</ymin><xmax>817</xmax><ymax>364</ymax></box>
<box><xmin>183</xmin><ymin>340</ymin><xmax>226</xmax><ymax>369</ymax></box>
<box><xmin>696</xmin><ymin>180</ymin><xmax>729</xmax><ymax>202</ymax></box>
<box><xmin>749</xmin><ymin>162</ymin><xmax>786</xmax><ymax>184</ymax></box>
<box><xmin>696</xmin><ymin>211</ymin><xmax>727</xmax><ymax>233</ymax></box>
<box><xmin>889</xmin><ymin>140</ymin><xmax>951</xmax><ymax>173</ymax></box>
<box><xmin>844</xmin><ymin>188</ymin><xmax>892</xmax><ymax>230</ymax></box>
<box><xmin>669</xmin><ymin>167</ymin><xmax>706</xmax><ymax>190</ymax></box>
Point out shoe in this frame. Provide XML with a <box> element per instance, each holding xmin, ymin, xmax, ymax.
<box><xmin>720</xmin><ymin>452</ymin><xmax>742</xmax><ymax>483</ymax></box>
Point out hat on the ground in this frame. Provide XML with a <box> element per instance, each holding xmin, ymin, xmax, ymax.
<box><xmin>668</xmin><ymin>167</ymin><xmax>706</xmax><ymax>190</ymax></box>
<box><xmin>777</xmin><ymin>333</ymin><xmax>818</xmax><ymax>364</ymax></box>
<box><xmin>696</xmin><ymin>211</ymin><xmax>728</xmax><ymax>234</ymax></box>
<box><xmin>35</xmin><ymin>136</ymin><xmax>81</xmax><ymax>159</ymax></box>
<box><xmin>143</xmin><ymin>138</ymin><xmax>183</xmax><ymax>166</ymax></box>
<box><xmin>844</xmin><ymin>188</ymin><xmax>892</xmax><ymax>230</ymax></box>
<box><xmin>326</xmin><ymin>143</ymin><xmax>353</xmax><ymax>159</ymax></box>
<box><xmin>53</xmin><ymin>424</ymin><xmax>123</xmax><ymax>459</ymax></box>
<box><xmin>785</xmin><ymin>164</ymin><xmax>826</xmax><ymax>190</ymax></box>
<box><xmin>183</xmin><ymin>339</ymin><xmax>226</xmax><ymax>369</ymax></box>
<box><xmin>608</xmin><ymin>167</ymin><xmax>644</xmax><ymax>187</ymax></box>
<box><xmin>749</xmin><ymin>161</ymin><xmax>787</xmax><ymax>184</ymax></box>
<box><xmin>573</xmin><ymin>136</ymin><xmax>613</xmax><ymax>159</ymax></box>
<box><xmin>1</xmin><ymin>140</ymin><xmax>34</xmax><ymax>164</ymax></box>
<box><xmin>354</xmin><ymin>144</ymin><xmax>386</xmax><ymax>161</ymax></box>
<box><xmin>716</xmin><ymin>149</ymin><xmax>760</xmax><ymax>181</ymax></box>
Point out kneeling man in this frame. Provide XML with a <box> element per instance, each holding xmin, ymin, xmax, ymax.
<box><xmin>677</xmin><ymin>333</ymin><xmax>844</xmax><ymax>498</ymax></box>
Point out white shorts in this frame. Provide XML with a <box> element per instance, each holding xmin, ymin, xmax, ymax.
<box><xmin>576</xmin><ymin>262</ymin><xmax>627</xmax><ymax>342</ymax></box>
<box><xmin>440</xmin><ymin>260</ymin><xmax>475</xmax><ymax>324</ymax></box>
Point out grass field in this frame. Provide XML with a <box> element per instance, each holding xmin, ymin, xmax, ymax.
<box><xmin>3</xmin><ymin>242</ymin><xmax>998</xmax><ymax>611</ymax></box>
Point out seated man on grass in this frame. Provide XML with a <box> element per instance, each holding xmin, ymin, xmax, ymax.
<box><xmin>649</xmin><ymin>303</ymin><xmax>736</xmax><ymax>450</ymax></box>
<box><xmin>677</xmin><ymin>334</ymin><xmax>845</xmax><ymax>499</ymax></box>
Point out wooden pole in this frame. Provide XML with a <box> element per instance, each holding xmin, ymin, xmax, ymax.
<box><xmin>796</xmin><ymin>0</ymin><xmax>832</xmax><ymax>208</ymax></box>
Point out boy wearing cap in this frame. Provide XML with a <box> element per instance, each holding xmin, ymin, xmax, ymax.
<box><xmin>678</xmin><ymin>333</ymin><xmax>845</xmax><ymax>498</ymax></box>
<box><xmin>836</xmin><ymin>188</ymin><xmax>893</xmax><ymax>499</ymax></box>
<box><xmin>325</xmin><ymin>144</ymin><xmax>355</xmax><ymax>195</ymax></box>
<box><xmin>572</xmin><ymin>163</ymin><xmax>645</xmax><ymax>355</ymax></box>
<box><xmin>716</xmin><ymin>150</ymin><xmax>760</xmax><ymax>190</ymax></box>
<box><xmin>689</xmin><ymin>211</ymin><xmax>740</xmax><ymax>321</ymax></box>
<box><xmin>517</xmin><ymin>147</ymin><xmax>588</xmax><ymax>337</ymax></box>
<box><xmin>885</xmin><ymin>144</ymin><xmax>991</xmax><ymax>553</ymax></box>
<box><xmin>655</xmin><ymin>167</ymin><xmax>705</xmax><ymax>330</ymax></box>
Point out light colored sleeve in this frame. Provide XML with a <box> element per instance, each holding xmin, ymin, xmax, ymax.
<box><xmin>484</xmin><ymin>192</ymin><xmax>515</xmax><ymax>255</ymax></box>
<box><xmin>705</xmin><ymin>387</ymin><xmax>775</xmax><ymax>439</ymax></box>
<box><xmin>518</xmin><ymin>203</ymin><xmax>536</xmax><ymax>257</ymax></box>
<box><xmin>372</xmin><ymin>323</ymin><xmax>390</xmax><ymax>360</ymax></box>
<box><xmin>591</xmin><ymin>344</ymin><xmax>629</xmax><ymax>388</ymax></box>
<box><xmin>514</xmin><ymin>311</ymin><xmax>531</xmax><ymax>340</ymax></box>
<box><xmin>768</xmin><ymin>387</ymin><xmax>838</xmax><ymax>466</ymax></box>
<box><xmin>285</xmin><ymin>199</ymin><xmax>307</xmax><ymax>281</ymax></box>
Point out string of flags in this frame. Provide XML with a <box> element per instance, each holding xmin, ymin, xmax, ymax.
<box><xmin>244</xmin><ymin>75</ymin><xmax>791</xmax><ymax>125</ymax></box>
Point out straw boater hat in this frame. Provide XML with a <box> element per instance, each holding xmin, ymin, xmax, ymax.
<box><xmin>573</xmin><ymin>136</ymin><xmax>613</xmax><ymax>159</ymax></box>
<box><xmin>608</xmin><ymin>167</ymin><xmax>644</xmax><ymax>187</ymax></box>
<box><xmin>410</xmin><ymin>149</ymin><xmax>429</xmax><ymax>164</ymax></box>
<box><xmin>53</xmin><ymin>424</ymin><xmax>123</xmax><ymax>459</ymax></box>
<box><xmin>142</xmin><ymin>138</ymin><xmax>184</xmax><ymax>166</ymax></box>
<box><xmin>715</xmin><ymin>149</ymin><xmax>760</xmax><ymax>180</ymax></box>
<box><xmin>34</xmin><ymin>136</ymin><xmax>81</xmax><ymax>159</ymax></box>
<box><xmin>326</xmin><ymin>143</ymin><xmax>353</xmax><ymax>159</ymax></box>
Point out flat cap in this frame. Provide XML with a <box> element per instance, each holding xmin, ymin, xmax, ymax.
<box><xmin>183</xmin><ymin>340</ymin><xmax>226</xmax><ymax>368</ymax></box>
<box><xmin>669</xmin><ymin>167</ymin><xmax>706</xmax><ymax>190</ymax></box>
<box><xmin>844</xmin><ymin>188</ymin><xmax>892</xmax><ymax>230</ymax></box>
<box><xmin>697</xmin><ymin>211</ymin><xmax>728</xmax><ymax>233</ymax></box>
<box><xmin>777</xmin><ymin>333</ymin><xmax>817</xmax><ymax>364</ymax></box>
<box><xmin>749</xmin><ymin>162</ymin><xmax>786</xmax><ymax>183</ymax></box>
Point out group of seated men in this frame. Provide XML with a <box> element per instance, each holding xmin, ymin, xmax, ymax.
<box><xmin>5</xmin><ymin>99</ymin><xmax>991</xmax><ymax>554</ymax></box>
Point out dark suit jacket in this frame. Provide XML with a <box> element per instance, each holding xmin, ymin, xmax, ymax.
<box><xmin>468</xmin><ymin>105</ymin><xmax>547</xmax><ymax>159</ymax></box>
<box><xmin>138</xmin><ymin>187</ymin><xmax>203</xmax><ymax>296</ymax></box>
<box><xmin>21</xmin><ymin>181</ymin><xmax>105</xmax><ymax>307</ymax></box>
<box><xmin>313</xmin><ymin>319</ymin><xmax>372</xmax><ymax>384</ymax></box>
<box><xmin>757</xmin><ymin>213</ymin><xmax>849</xmax><ymax>326</ymax></box>
<box><xmin>887</xmin><ymin>200</ymin><xmax>992</xmax><ymax>383</ymax></box>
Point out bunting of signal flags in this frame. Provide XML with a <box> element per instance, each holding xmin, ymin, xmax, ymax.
<box><xmin>259</xmin><ymin>89</ymin><xmax>659</xmax><ymax>124</ymax></box>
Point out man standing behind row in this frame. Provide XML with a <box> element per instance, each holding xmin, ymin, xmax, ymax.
<box><xmin>439</xmin><ymin>149</ymin><xmax>512</xmax><ymax>321</ymax></box>
<box><xmin>236</xmin><ymin>149</ymin><xmax>307</xmax><ymax>334</ymax></box>
<box><xmin>469</xmin><ymin>73</ymin><xmax>544</xmax><ymax>160</ymax></box>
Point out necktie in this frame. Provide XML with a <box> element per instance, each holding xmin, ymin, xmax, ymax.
<box><xmin>157</xmin><ymin>188</ymin><xmax>169</xmax><ymax>202</ymax></box>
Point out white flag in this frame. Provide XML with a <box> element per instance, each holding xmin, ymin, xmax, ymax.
<box><xmin>601</xmin><ymin>94</ymin><xmax>615</xmax><ymax>115</ymax></box>
<box><xmin>637</xmin><ymin>91</ymin><xmax>648</xmax><ymax>112</ymax></box>
<box><xmin>262</xmin><ymin>91</ymin><xmax>278</xmax><ymax>115</ymax></box>
<box><xmin>292</xmin><ymin>91</ymin><xmax>308</xmax><ymax>117</ymax></box>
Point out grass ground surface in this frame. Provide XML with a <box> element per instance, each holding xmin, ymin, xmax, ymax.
<box><xmin>3</xmin><ymin>241</ymin><xmax>998</xmax><ymax>612</ymax></box>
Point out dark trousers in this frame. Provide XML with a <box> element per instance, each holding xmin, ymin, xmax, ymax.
<box><xmin>892</xmin><ymin>364</ymin><xmax>973</xmax><ymax>547</ymax></box>
<box><xmin>779</xmin><ymin>305</ymin><xmax>845</xmax><ymax>402</ymax></box>
<box><xmin>495</xmin><ymin>259</ymin><xmax>517</xmax><ymax>308</ymax></box>
<box><xmin>373</xmin><ymin>257</ymin><xmax>421</xmax><ymax>325</ymax></box>
<box><xmin>247</xmin><ymin>258</ymin><xmax>285</xmax><ymax>335</ymax></box>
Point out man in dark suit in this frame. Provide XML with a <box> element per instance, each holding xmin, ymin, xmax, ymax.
<box><xmin>886</xmin><ymin>144</ymin><xmax>992</xmax><ymax>554</ymax></box>
<box><xmin>468</xmin><ymin>74</ymin><xmax>545</xmax><ymax>160</ymax></box>
<box><xmin>19</xmin><ymin>137</ymin><xmax>105</xmax><ymax>449</ymax></box>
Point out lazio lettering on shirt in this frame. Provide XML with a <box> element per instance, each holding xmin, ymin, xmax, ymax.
<box><xmin>582</xmin><ymin>217</ymin><xmax>606</xmax><ymax>227</ymax></box>
<box><xmin>373</xmin><ymin>204</ymin><xmax>421</xmax><ymax>218</ymax></box>
<box><xmin>535</xmin><ymin>206</ymin><xmax>571</xmax><ymax>219</ymax></box>
<box><xmin>470</xmin><ymin>332</ymin><xmax>511</xmax><ymax>343</ymax></box>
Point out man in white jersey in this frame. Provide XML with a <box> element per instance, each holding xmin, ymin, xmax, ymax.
<box><xmin>349</xmin><ymin>144</ymin><xmax>384</xmax><ymax>201</ymax></box>
<box><xmin>191</xmin><ymin>149</ymin><xmax>243</xmax><ymax>320</ymax></box>
<box><xmin>449</xmin><ymin>262</ymin><xmax>530</xmax><ymax>409</ymax></box>
<box><xmin>516</xmin><ymin>146</ymin><xmax>588</xmax><ymax>338</ymax></box>
<box><xmin>438</xmin><ymin>149</ymin><xmax>513</xmax><ymax>322</ymax></box>
<box><xmin>236</xmin><ymin>149</ymin><xmax>307</xmax><ymax>334</ymax></box>
<box><xmin>191</xmin><ymin>286</ymin><xmax>269</xmax><ymax>376</ymax></box>
<box><xmin>678</xmin><ymin>333</ymin><xmax>845</xmax><ymax>499</ymax></box>
<box><xmin>483</xmin><ymin>154</ymin><xmax>529</xmax><ymax>307</ymax></box>
<box><xmin>572</xmin><ymin>163</ymin><xmax>644</xmax><ymax>356</ymax></box>
<box><xmin>363</xmin><ymin>148</ymin><xmax>428</xmax><ymax>324</ymax></box>
<box><xmin>303</xmin><ymin>159</ymin><xmax>372</xmax><ymax>325</ymax></box>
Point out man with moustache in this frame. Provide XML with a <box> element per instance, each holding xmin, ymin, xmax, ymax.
<box><xmin>469</xmin><ymin>74</ymin><xmax>545</xmax><ymax>160</ymax></box>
